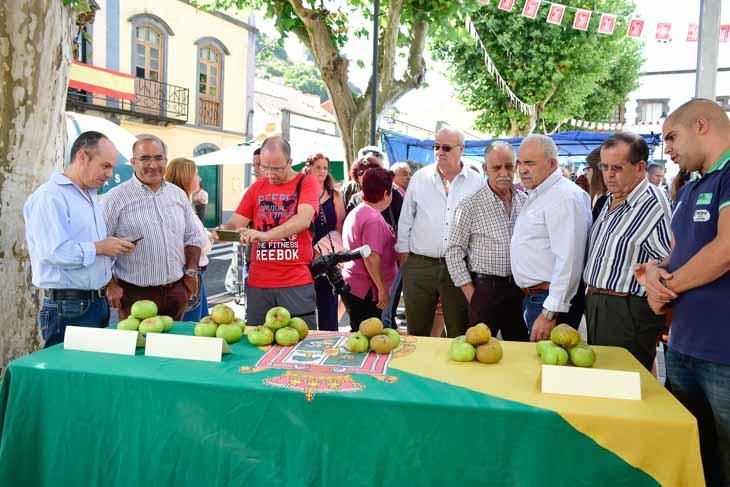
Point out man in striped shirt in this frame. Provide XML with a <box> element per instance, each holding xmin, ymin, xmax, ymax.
<box><xmin>584</xmin><ymin>132</ymin><xmax>672</xmax><ymax>370</ymax></box>
<box><xmin>103</xmin><ymin>135</ymin><xmax>203</xmax><ymax>320</ymax></box>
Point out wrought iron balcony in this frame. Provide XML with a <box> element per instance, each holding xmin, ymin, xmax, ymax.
<box><xmin>67</xmin><ymin>77</ymin><xmax>189</xmax><ymax>124</ymax></box>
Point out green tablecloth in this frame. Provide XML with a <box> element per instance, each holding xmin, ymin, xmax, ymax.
<box><xmin>0</xmin><ymin>324</ymin><xmax>698</xmax><ymax>486</ymax></box>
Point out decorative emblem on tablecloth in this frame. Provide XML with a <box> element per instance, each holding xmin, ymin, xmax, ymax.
<box><xmin>264</xmin><ymin>371</ymin><xmax>364</xmax><ymax>402</ymax></box>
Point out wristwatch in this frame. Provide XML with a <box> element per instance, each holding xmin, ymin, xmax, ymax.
<box><xmin>541</xmin><ymin>308</ymin><xmax>557</xmax><ymax>321</ymax></box>
<box><xmin>183</xmin><ymin>268</ymin><xmax>199</xmax><ymax>278</ymax></box>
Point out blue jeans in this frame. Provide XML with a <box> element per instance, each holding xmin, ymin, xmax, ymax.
<box><xmin>666</xmin><ymin>349</ymin><xmax>730</xmax><ymax>487</ymax></box>
<box><xmin>381</xmin><ymin>271</ymin><xmax>402</xmax><ymax>329</ymax></box>
<box><xmin>182</xmin><ymin>271</ymin><xmax>209</xmax><ymax>322</ymax></box>
<box><xmin>522</xmin><ymin>292</ymin><xmax>547</xmax><ymax>334</ymax></box>
<box><xmin>522</xmin><ymin>289</ymin><xmax>584</xmax><ymax>334</ymax></box>
<box><xmin>38</xmin><ymin>297</ymin><xmax>110</xmax><ymax>348</ymax></box>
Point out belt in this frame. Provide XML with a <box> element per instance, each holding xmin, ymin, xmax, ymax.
<box><xmin>471</xmin><ymin>273</ymin><xmax>515</xmax><ymax>285</ymax></box>
<box><xmin>409</xmin><ymin>253</ymin><xmax>446</xmax><ymax>264</ymax></box>
<box><xmin>46</xmin><ymin>288</ymin><xmax>106</xmax><ymax>301</ymax></box>
<box><xmin>520</xmin><ymin>282</ymin><xmax>550</xmax><ymax>296</ymax></box>
<box><xmin>586</xmin><ymin>286</ymin><xmax>629</xmax><ymax>297</ymax></box>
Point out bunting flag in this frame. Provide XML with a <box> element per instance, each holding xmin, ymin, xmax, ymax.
<box><xmin>627</xmin><ymin>18</ymin><xmax>645</xmax><ymax>39</ymax></box>
<box><xmin>573</xmin><ymin>9</ymin><xmax>591</xmax><ymax>31</ymax></box>
<box><xmin>498</xmin><ymin>0</ymin><xmax>516</xmax><ymax>12</ymax></box>
<box><xmin>687</xmin><ymin>24</ymin><xmax>699</xmax><ymax>42</ymax></box>
<box><xmin>598</xmin><ymin>14</ymin><xmax>617</xmax><ymax>35</ymax></box>
<box><xmin>656</xmin><ymin>22</ymin><xmax>672</xmax><ymax>41</ymax></box>
<box><xmin>465</xmin><ymin>16</ymin><xmax>536</xmax><ymax>115</ymax></box>
<box><xmin>522</xmin><ymin>0</ymin><xmax>540</xmax><ymax>20</ymax></box>
<box><xmin>721</xmin><ymin>25</ymin><xmax>730</xmax><ymax>43</ymax></box>
<box><xmin>547</xmin><ymin>3</ymin><xmax>566</xmax><ymax>25</ymax></box>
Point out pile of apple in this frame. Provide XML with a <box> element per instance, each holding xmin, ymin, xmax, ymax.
<box><xmin>536</xmin><ymin>324</ymin><xmax>596</xmax><ymax>367</ymax></box>
<box><xmin>247</xmin><ymin>306</ymin><xmax>310</xmax><ymax>346</ymax></box>
<box><xmin>117</xmin><ymin>300</ymin><xmax>174</xmax><ymax>335</ymax></box>
<box><xmin>449</xmin><ymin>323</ymin><xmax>503</xmax><ymax>364</ymax></box>
<box><xmin>194</xmin><ymin>304</ymin><xmax>246</xmax><ymax>344</ymax></box>
<box><xmin>344</xmin><ymin>318</ymin><xmax>401</xmax><ymax>354</ymax></box>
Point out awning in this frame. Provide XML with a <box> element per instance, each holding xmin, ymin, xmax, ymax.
<box><xmin>68</xmin><ymin>61</ymin><xmax>135</xmax><ymax>101</ymax></box>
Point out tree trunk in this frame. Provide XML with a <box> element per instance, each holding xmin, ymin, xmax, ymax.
<box><xmin>0</xmin><ymin>0</ymin><xmax>76</xmax><ymax>370</ymax></box>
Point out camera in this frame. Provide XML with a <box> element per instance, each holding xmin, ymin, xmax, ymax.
<box><xmin>309</xmin><ymin>245</ymin><xmax>372</xmax><ymax>296</ymax></box>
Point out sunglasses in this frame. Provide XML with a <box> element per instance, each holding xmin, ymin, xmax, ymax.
<box><xmin>362</xmin><ymin>150</ymin><xmax>382</xmax><ymax>158</ymax></box>
<box><xmin>434</xmin><ymin>144</ymin><xmax>461</xmax><ymax>153</ymax></box>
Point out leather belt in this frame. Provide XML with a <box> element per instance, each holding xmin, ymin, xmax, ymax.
<box><xmin>586</xmin><ymin>286</ymin><xmax>629</xmax><ymax>297</ymax></box>
<box><xmin>520</xmin><ymin>282</ymin><xmax>550</xmax><ymax>296</ymax></box>
<box><xmin>409</xmin><ymin>253</ymin><xmax>446</xmax><ymax>264</ymax></box>
<box><xmin>471</xmin><ymin>273</ymin><xmax>515</xmax><ymax>285</ymax></box>
<box><xmin>46</xmin><ymin>288</ymin><xmax>106</xmax><ymax>301</ymax></box>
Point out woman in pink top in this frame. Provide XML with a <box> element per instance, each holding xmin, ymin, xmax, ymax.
<box><xmin>341</xmin><ymin>167</ymin><xmax>398</xmax><ymax>331</ymax></box>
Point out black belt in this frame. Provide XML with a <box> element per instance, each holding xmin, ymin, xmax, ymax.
<box><xmin>471</xmin><ymin>273</ymin><xmax>515</xmax><ymax>285</ymax></box>
<box><xmin>45</xmin><ymin>288</ymin><xmax>106</xmax><ymax>301</ymax></box>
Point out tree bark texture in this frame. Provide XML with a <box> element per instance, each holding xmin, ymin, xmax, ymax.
<box><xmin>0</xmin><ymin>0</ymin><xmax>75</xmax><ymax>370</ymax></box>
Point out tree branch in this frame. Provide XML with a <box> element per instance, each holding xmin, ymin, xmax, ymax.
<box><xmin>380</xmin><ymin>0</ymin><xmax>403</xmax><ymax>90</ymax></box>
<box><xmin>379</xmin><ymin>19</ymin><xmax>427</xmax><ymax>113</ymax></box>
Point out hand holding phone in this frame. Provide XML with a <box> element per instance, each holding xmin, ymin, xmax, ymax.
<box><xmin>217</xmin><ymin>229</ymin><xmax>241</xmax><ymax>242</ymax></box>
<box><xmin>129</xmin><ymin>236</ymin><xmax>144</xmax><ymax>245</ymax></box>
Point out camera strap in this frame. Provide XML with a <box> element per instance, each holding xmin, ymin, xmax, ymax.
<box><xmin>294</xmin><ymin>173</ymin><xmax>316</xmax><ymax>238</ymax></box>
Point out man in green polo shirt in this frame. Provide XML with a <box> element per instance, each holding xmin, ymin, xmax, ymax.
<box><xmin>636</xmin><ymin>98</ymin><xmax>730</xmax><ymax>486</ymax></box>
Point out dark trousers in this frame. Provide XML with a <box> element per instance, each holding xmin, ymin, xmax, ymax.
<box><xmin>585</xmin><ymin>293</ymin><xmax>664</xmax><ymax>371</ymax></box>
<box><xmin>343</xmin><ymin>289</ymin><xmax>382</xmax><ymax>333</ymax></box>
<box><xmin>469</xmin><ymin>275</ymin><xmax>528</xmax><ymax>341</ymax></box>
<box><xmin>314</xmin><ymin>275</ymin><xmax>339</xmax><ymax>331</ymax></box>
<box><xmin>119</xmin><ymin>278</ymin><xmax>188</xmax><ymax>321</ymax></box>
<box><xmin>402</xmin><ymin>254</ymin><xmax>468</xmax><ymax>337</ymax></box>
<box><xmin>38</xmin><ymin>296</ymin><xmax>110</xmax><ymax>348</ymax></box>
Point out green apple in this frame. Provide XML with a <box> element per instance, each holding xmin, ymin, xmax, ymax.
<box><xmin>275</xmin><ymin>326</ymin><xmax>299</xmax><ymax>346</ymax></box>
<box><xmin>130</xmin><ymin>300</ymin><xmax>158</xmax><ymax>320</ymax></box>
<box><xmin>138</xmin><ymin>316</ymin><xmax>164</xmax><ymax>335</ymax></box>
<box><xmin>158</xmin><ymin>315</ymin><xmax>174</xmax><ymax>332</ymax></box>
<box><xmin>199</xmin><ymin>315</ymin><xmax>215</xmax><ymax>324</ymax></box>
<box><xmin>117</xmin><ymin>317</ymin><xmax>140</xmax><ymax>331</ymax></box>
<box><xmin>216</xmin><ymin>323</ymin><xmax>243</xmax><ymax>344</ymax></box>
<box><xmin>449</xmin><ymin>341</ymin><xmax>476</xmax><ymax>362</ymax></box>
<box><xmin>536</xmin><ymin>340</ymin><xmax>555</xmax><ymax>358</ymax></box>
<box><xmin>264</xmin><ymin>306</ymin><xmax>291</xmax><ymax>330</ymax></box>
<box><xmin>569</xmin><ymin>345</ymin><xmax>596</xmax><ymax>368</ymax></box>
<box><xmin>541</xmin><ymin>345</ymin><xmax>569</xmax><ymax>365</ymax></box>
<box><xmin>345</xmin><ymin>333</ymin><xmax>369</xmax><ymax>353</ymax></box>
<box><xmin>550</xmin><ymin>324</ymin><xmax>581</xmax><ymax>348</ymax></box>
<box><xmin>287</xmin><ymin>317</ymin><xmax>309</xmax><ymax>340</ymax></box>
<box><xmin>231</xmin><ymin>318</ymin><xmax>246</xmax><ymax>333</ymax></box>
<box><xmin>381</xmin><ymin>328</ymin><xmax>401</xmax><ymax>349</ymax></box>
<box><xmin>210</xmin><ymin>304</ymin><xmax>235</xmax><ymax>325</ymax></box>
<box><xmin>194</xmin><ymin>322</ymin><xmax>218</xmax><ymax>337</ymax></box>
<box><xmin>247</xmin><ymin>326</ymin><xmax>274</xmax><ymax>346</ymax></box>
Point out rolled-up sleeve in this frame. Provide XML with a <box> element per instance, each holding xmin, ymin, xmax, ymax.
<box><xmin>445</xmin><ymin>201</ymin><xmax>472</xmax><ymax>287</ymax></box>
<box><xmin>183</xmin><ymin>196</ymin><xmax>203</xmax><ymax>247</ymax></box>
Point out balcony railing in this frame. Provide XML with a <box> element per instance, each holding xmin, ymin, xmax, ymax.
<box><xmin>67</xmin><ymin>77</ymin><xmax>189</xmax><ymax>124</ymax></box>
<box><xmin>199</xmin><ymin>98</ymin><xmax>221</xmax><ymax>127</ymax></box>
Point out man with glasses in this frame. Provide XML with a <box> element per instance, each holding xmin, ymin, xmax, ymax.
<box><xmin>583</xmin><ymin>132</ymin><xmax>672</xmax><ymax>370</ymax></box>
<box><xmin>397</xmin><ymin>127</ymin><xmax>482</xmax><ymax>337</ymax></box>
<box><xmin>24</xmin><ymin>132</ymin><xmax>136</xmax><ymax>347</ymax></box>
<box><xmin>103</xmin><ymin>134</ymin><xmax>203</xmax><ymax>320</ymax></box>
<box><xmin>510</xmin><ymin>134</ymin><xmax>592</xmax><ymax>341</ymax></box>
<box><xmin>214</xmin><ymin>136</ymin><xmax>319</xmax><ymax>328</ymax></box>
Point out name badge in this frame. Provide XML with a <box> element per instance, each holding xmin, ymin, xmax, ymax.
<box><xmin>694</xmin><ymin>209</ymin><xmax>711</xmax><ymax>222</ymax></box>
<box><xmin>696</xmin><ymin>193</ymin><xmax>713</xmax><ymax>205</ymax></box>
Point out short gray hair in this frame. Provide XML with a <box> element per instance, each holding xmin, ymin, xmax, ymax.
<box><xmin>390</xmin><ymin>162</ymin><xmax>411</xmax><ymax>173</ymax></box>
<box><xmin>522</xmin><ymin>134</ymin><xmax>558</xmax><ymax>161</ymax></box>
<box><xmin>133</xmin><ymin>134</ymin><xmax>167</xmax><ymax>156</ymax></box>
<box><xmin>435</xmin><ymin>127</ymin><xmax>465</xmax><ymax>146</ymax></box>
<box><xmin>484</xmin><ymin>141</ymin><xmax>516</xmax><ymax>162</ymax></box>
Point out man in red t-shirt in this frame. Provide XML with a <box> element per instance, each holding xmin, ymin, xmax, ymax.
<box><xmin>214</xmin><ymin>136</ymin><xmax>319</xmax><ymax>327</ymax></box>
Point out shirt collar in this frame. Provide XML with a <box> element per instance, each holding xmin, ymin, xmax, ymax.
<box><xmin>132</xmin><ymin>173</ymin><xmax>166</xmax><ymax>192</ymax></box>
<box><xmin>607</xmin><ymin>177</ymin><xmax>649</xmax><ymax>209</ymax></box>
<box><xmin>527</xmin><ymin>168</ymin><xmax>562</xmax><ymax>197</ymax></box>
<box><xmin>431</xmin><ymin>161</ymin><xmax>470</xmax><ymax>181</ymax></box>
<box><xmin>707</xmin><ymin>148</ymin><xmax>730</xmax><ymax>174</ymax></box>
<box><xmin>52</xmin><ymin>172</ymin><xmax>96</xmax><ymax>197</ymax></box>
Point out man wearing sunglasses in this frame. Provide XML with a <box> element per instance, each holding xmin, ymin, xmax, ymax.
<box><xmin>396</xmin><ymin>127</ymin><xmax>482</xmax><ymax>337</ymax></box>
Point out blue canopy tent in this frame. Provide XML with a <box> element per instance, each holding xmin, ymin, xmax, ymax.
<box><xmin>382</xmin><ymin>129</ymin><xmax>662</xmax><ymax>166</ymax></box>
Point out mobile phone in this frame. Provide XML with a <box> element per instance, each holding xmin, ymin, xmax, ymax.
<box><xmin>129</xmin><ymin>236</ymin><xmax>144</xmax><ymax>244</ymax></box>
<box><xmin>217</xmin><ymin>230</ymin><xmax>241</xmax><ymax>242</ymax></box>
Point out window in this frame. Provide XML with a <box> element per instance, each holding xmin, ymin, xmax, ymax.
<box><xmin>717</xmin><ymin>96</ymin><xmax>730</xmax><ymax>111</ymax></box>
<box><xmin>195</xmin><ymin>38</ymin><xmax>230</xmax><ymax>128</ymax></box>
<box><xmin>193</xmin><ymin>143</ymin><xmax>220</xmax><ymax>157</ymax></box>
<box><xmin>636</xmin><ymin>99</ymin><xmax>669</xmax><ymax>124</ymax></box>
<box><xmin>135</xmin><ymin>25</ymin><xmax>163</xmax><ymax>81</ymax></box>
<box><xmin>609</xmin><ymin>104</ymin><xmax>625</xmax><ymax>124</ymax></box>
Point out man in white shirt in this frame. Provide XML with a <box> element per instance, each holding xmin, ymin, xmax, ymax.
<box><xmin>397</xmin><ymin>127</ymin><xmax>483</xmax><ymax>336</ymax></box>
<box><xmin>510</xmin><ymin>134</ymin><xmax>592</xmax><ymax>341</ymax></box>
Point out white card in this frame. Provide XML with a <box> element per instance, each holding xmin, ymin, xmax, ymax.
<box><xmin>541</xmin><ymin>365</ymin><xmax>642</xmax><ymax>400</ymax></box>
<box><xmin>64</xmin><ymin>326</ymin><xmax>139</xmax><ymax>356</ymax></box>
<box><xmin>144</xmin><ymin>333</ymin><xmax>232</xmax><ymax>362</ymax></box>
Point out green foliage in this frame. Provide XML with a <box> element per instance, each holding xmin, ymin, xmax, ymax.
<box><xmin>61</xmin><ymin>0</ymin><xmax>92</xmax><ymax>12</ymax></box>
<box><xmin>432</xmin><ymin>0</ymin><xmax>642</xmax><ymax>135</ymax></box>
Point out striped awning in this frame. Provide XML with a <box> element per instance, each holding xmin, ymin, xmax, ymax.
<box><xmin>68</xmin><ymin>61</ymin><xmax>135</xmax><ymax>101</ymax></box>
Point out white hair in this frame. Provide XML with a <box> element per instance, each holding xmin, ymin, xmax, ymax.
<box><xmin>484</xmin><ymin>141</ymin><xmax>516</xmax><ymax>162</ymax></box>
<box><xmin>390</xmin><ymin>162</ymin><xmax>410</xmax><ymax>172</ymax></box>
<box><xmin>436</xmin><ymin>127</ymin><xmax>465</xmax><ymax>146</ymax></box>
<box><xmin>522</xmin><ymin>134</ymin><xmax>558</xmax><ymax>160</ymax></box>
<box><xmin>134</xmin><ymin>133</ymin><xmax>168</xmax><ymax>156</ymax></box>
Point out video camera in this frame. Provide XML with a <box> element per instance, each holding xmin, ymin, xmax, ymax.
<box><xmin>309</xmin><ymin>245</ymin><xmax>372</xmax><ymax>296</ymax></box>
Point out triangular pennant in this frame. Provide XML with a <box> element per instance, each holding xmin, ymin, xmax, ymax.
<box><xmin>522</xmin><ymin>0</ymin><xmax>541</xmax><ymax>20</ymax></box>
<box><xmin>627</xmin><ymin>18</ymin><xmax>645</xmax><ymax>39</ymax></box>
<box><xmin>687</xmin><ymin>24</ymin><xmax>699</xmax><ymax>42</ymax></box>
<box><xmin>721</xmin><ymin>25</ymin><xmax>730</xmax><ymax>43</ymax></box>
<box><xmin>547</xmin><ymin>3</ymin><xmax>566</xmax><ymax>25</ymax></box>
<box><xmin>656</xmin><ymin>22</ymin><xmax>672</xmax><ymax>41</ymax></box>
<box><xmin>498</xmin><ymin>0</ymin><xmax>516</xmax><ymax>12</ymax></box>
<box><xmin>572</xmin><ymin>9</ymin><xmax>591</xmax><ymax>31</ymax></box>
<box><xmin>598</xmin><ymin>14</ymin><xmax>616</xmax><ymax>35</ymax></box>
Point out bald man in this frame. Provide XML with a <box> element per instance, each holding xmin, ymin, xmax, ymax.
<box><xmin>635</xmin><ymin>98</ymin><xmax>730</xmax><ymax>486</ymax></box>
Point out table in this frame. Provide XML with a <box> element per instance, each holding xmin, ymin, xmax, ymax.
<box><xmin>0</xmin><ymin>324</ymin><xmax>703</xmax><ymax>486</ymax></box>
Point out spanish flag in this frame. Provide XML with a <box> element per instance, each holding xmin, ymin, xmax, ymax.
<box><xmin>68</xmin><ymin>61</ymin><xmax>135</xmax><ymax>101</ymax></box>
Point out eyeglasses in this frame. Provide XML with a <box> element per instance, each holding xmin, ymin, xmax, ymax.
<box><xmin>260</xmin><ymin>164</ymin><xmax>288</xmax><ymax>174</ymax></box>
<box><xmin>599</xmin><ymin>163</ymin><xmax>631</xmax><ymax>173</ymax></box>
<box><xmin>135</xmin><ymin>155</ymin><xmax>166</xmax><ymax>163</ymax></box>
<box><xmin>362</xmin><ymin>150</ymin><xmax>382</xmax><ymax>158</ymax></box>
<box><xmin>434</xmin><ymin>144</ymin><xmax>461</xmax><ymax>153</ymax></box>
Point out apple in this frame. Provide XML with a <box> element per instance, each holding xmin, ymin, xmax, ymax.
<box><xmin>275</xmin><ymin>326</ymin><xmax>299</xmax><ymax>346</ymax></box>
<box><xmin>569</xmin><ymin>345</ymin><xmax>596</xmax><ymax>368</ymax></box>
<box><xmin>130</xmin><ymin>300</ymin><xmax>158</xmax><ymax>320</ymax></box>
<box><xmin>199</xmin><ymin>315</ymin><xmax>215</xmax><ymax>324</ymax></box>
<box><xmin>138</xmin><ymin>316</ymin><xmax>164</xmax><ymax>335</ymax></box>
<box><xmin>264</xmin><ymin>306</ymin><xmax>291</xmax><ymax>330</ymax></box>
<box><xmin>541</xmin><ymin>345</ymin><xmax>569</xmax><ymax>365</ymax></box>
<box><xmin>231</xmin><ymin>318</ymin><xmax>246</xmax><ymax>333</ymax></box>
<box><xmin>117</xmin><ymin>317</ymin><xmax>140</xmax><ymax>331</ymax></box>
<box><xmin>345</xmin><ymin>333</ymin><xmax>369</xmax><ymax>353</ymax></box>
<box><xmin>194</xmin><ymin>322</ymin><xmax>218</xmax><ymax>337</ymax></box>
<box><xmin>382</xmin><ymin>328</ymin><xmax>401</xmax><ymax>349</ymax></box>
<box><xmin>210</xmin><ymin>304</ymin><xmax>235</xmax><ymax>325</ymax></box>
<box><xmin>287</xmin><ymin>317</ymin><xmax>309</xmax><ymax>340</ymax></box>
<box><xmin>359</xmin><ymin>317</ymin><xmax>383</xmax><ymax>338</ymax></box>
<box><xmin>449</xmin><ymin>341</ymin><xmax>476</xmax><ymax>362</ymax></box>
<box><xmin>247</xmin><ymin>326</ymin><xmax>274</xmax><ymax>346</ymax></box>
<box><xmin>216</xmin><ymin>323</ymin><xmax>243</xmax><ymax>344</ymax></box>
<box><xmin>158</xmin><ymin>315</ymin><xmax>174</xmax><ymax>332</ymax></box>
<box><xmin>536</xmin><ymin>340</ymin><xmax>555</xmax><ymax>358</ymax></box>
